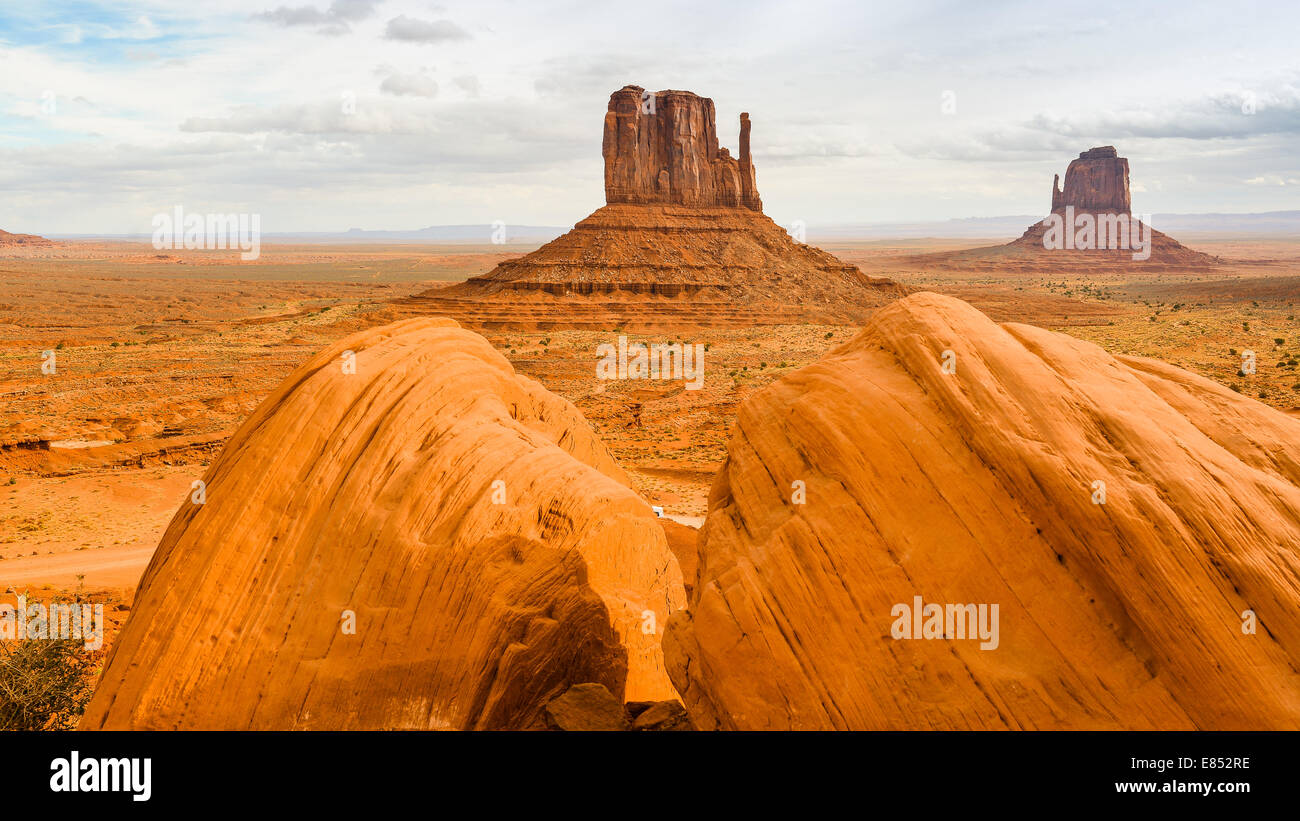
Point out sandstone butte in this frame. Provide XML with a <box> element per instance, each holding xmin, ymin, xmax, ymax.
<box><xmin>1009</xmin><ymin>145</ymin><xmax>1217</xmax><ymax>267</ymax></box>
<box><xmin>401</xmin><ymin>85</ymin><xmax>906</xmax><ymax>328</ymax></box>
<box><xmin>1050</xmin><ymin>145</ymin><xmax>1132</xmax><ymax>213</ymax></box>
<box><xmin>664</xmin><ymin>292</ymin><xmax>1300</xmax><ymax>730</ymax></box>
<box><xmin>81</xmin><ymin>317</ymin><xmax>686</xmax><ymax>730</ymax></box>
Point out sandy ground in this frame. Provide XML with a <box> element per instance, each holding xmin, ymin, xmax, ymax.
<box><xmin>0</xmin><ymin>467</ymin><xmax>197</xmax><ymax>587</ymax></box>
<box><xmin>2</xmin><ymin>235</ymin><xmax>1297</xmax><ymax>604</ymax></box>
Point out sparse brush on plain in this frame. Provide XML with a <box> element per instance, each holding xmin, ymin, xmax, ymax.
<box><xmin>0</xmin><ymin>638</ymin><xmax>96</xmax><ymax>731</ymax></box>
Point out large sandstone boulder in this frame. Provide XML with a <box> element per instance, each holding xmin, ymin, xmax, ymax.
<box><xmin>82</xmin><ymin>317</ymin><xmax>685</xmax><ymax>729</ymax></box>
<box><xmin>665</xmin><ymin>293</ymin><xmax>1300</xmax><ymax>730</ymax></box>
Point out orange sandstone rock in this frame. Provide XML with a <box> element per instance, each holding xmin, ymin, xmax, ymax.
<box><xmin>604</xmin><ymin>86</ymin><xmax>761</xmax><ymax>211</ymax></box>
<box><xmin>82</xmin><ymin>317</ymin><xmax>684</xmax><ymax>729</ymax></box>
<box><xmin>1051</xmin><ymin>145</ymin><xmax>1131</xmax><ymax>214</ymax></box>
<box><xmin>406</xmin><ymin>86</ymin><xmax>907</xmax><ymax>327</ymax></box>
<box><xmin>665</xmin><ymin>292</ymin><xmax>1300</xmax><ymax>730</ymax></box>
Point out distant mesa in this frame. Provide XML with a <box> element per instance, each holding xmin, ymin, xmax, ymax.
<box><xmin>901</xmin><ymin>146</ymin><xmax>1218</xmax><ymax>271</ymax></box>
<box><xmin>0</xmin><ymin>228</ymin><xmax>54</xmax><ymax>247</ymax></box>
<box><xmin>1009</xmin><ymin>145</ymin><xmax>1216</xmax><ymax>266</ymax></box>
<box><xmin>401</xmin><ymin>85</ymin><xmax>906</xmax><ymax>329</ymax></box>
<box><xmin>665</xmin><ymin>292</ymin><xmax>1300</xmax><ymax>730</ymax></box>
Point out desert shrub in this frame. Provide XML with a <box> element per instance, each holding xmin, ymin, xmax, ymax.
<box><xmin>0</xmin><ymin>639</ymin><xmax>95</xmax><ymax>731</ymax></box>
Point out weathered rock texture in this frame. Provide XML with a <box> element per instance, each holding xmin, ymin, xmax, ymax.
<box><xmin>83</xmin><ymin>317</ymin><xmax>685</xmax><ymax>730</ymax></box>
<box><xmin>544</xmin><ymin>683</ymin><xmax>630</xmax><ymax>731</ymax></box>
<box><xmin>428</xmin><ymin>204</ymin><xmax>905</xmax><ymax>323</ymax></box>
<box><xmin>403</xmin><ymin>85</ymin><xmax>907</xmax><ymax>328</ymax></box>
<box><xmin>665</xmin><ymin>292</ymin><xmax>1300</xmax><ymax>730</ymax></box>
<box><xmin>1051</xmin><ymin>146</ymin><xmax>1131</xmax><ymax>213</ymax></box>
<box><xmin>604</xmin><ymin>86</ymin><xmax>761</xmax><ymax>211</ymax></box>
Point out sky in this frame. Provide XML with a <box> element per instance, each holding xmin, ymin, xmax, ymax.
<box><xmin>0</xmin><ymin>0</ymin><xmax>1297</xmax><ymax>234</ymax></box>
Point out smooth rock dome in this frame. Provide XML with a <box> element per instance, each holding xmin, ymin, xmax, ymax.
<box><xmin>665</xmin><ymin>293</ymin><xmax>1300</xmax><ymax>730</ymax></box>
<box><xmin>83</xmin><ymin>317</ymin><xmax>685</xmax><ymax>729</ymax></box>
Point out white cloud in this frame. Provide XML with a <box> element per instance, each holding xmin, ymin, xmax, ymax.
<box><xmin>253</xmin><ymin>0</ymin><xmax>382</xmax><ymax>33</ymax></box>
<box><xmin>2</xmin><ymin>0</ymin><xmax>1299</xmax><ymax>232</ymax></box>
<box><xmin>382</xmin><ymin>15</ymin><xmax>470</xmax><ymax>43</ymax></box>
<box><xmin>1245</xmin><ymin>174</ymin><xmax>1299</xmax><ymax>186</ymax></box>
<box><xmin>379</xmin><ymin>67</ymin><xmax>438</xmax><ymax>98</ymax></box>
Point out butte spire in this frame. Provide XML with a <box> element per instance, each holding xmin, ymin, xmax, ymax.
<box><xmin>403</xmin><ymin>86</ymin><xmax>906</xmax><ymax>328</ymax></box>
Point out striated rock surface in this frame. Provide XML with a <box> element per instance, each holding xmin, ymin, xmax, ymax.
<box><xmin>82</xmin><ymin>317</ymin><xmax>685</xmax><ymax>729</ymax></box>
<box><xmin>1051</xmin><ymin>146</ymin><xmax>1131</xmax><ymax>213</ymax></box>
<box><xmin>604</xmin><ymin>86</ymin><xmax>761</xmax><ymax>211</ymax></box>
<box><xmin>429</xmin><ymin>204</ymin><xmax>906</xmax><ymax>324</ymax></box>
<box><xmin>665</xmin><ymin>292</ymin><xmax>1300</xmax><ymax>730</ymax></box>
<box><xmin>1008</xmin><ymin>216</ymin><xmax>1217</xmax><ymax>267</ymax></box>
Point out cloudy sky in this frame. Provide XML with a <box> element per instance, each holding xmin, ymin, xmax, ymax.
<box><xmin>1</xmin><ymin>0</ymin><xmax>1297</xmax><ymax>234</ymax></box>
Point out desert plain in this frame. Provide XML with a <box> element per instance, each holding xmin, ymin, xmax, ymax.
<box><xmin>3</xmin><ymin>231</ymin><xmax>1298</xmax><ymax>636</ymax></box>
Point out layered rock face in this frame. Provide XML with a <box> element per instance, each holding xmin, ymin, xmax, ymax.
<box><xmin>665</xmin><ymin>292</ymin><xmax>1300</xmax><ymax>730</ymax></box>
<box><xmin>1050</xmin><ymin>146</ymin><xmax>1131</xmax><ymax>213</ymax></box>
<box><xmin>82</xmin><ymin>317</ymin><xmax>685</xmax><ymax>730</ymax></box>
<box><xmin>1009</xmin><ymin>217</ymin><xmax>1216</xmax><ymax>266</ymax></box>
<box><xmin>604</xmin><ymin>86</ymin><xmax>761</xmax><ymax>211</ymax></box>
<box><xmin>431</xmin><ymin>204</ymin><xmax>906</xmax><ymax>323</ymax></box>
